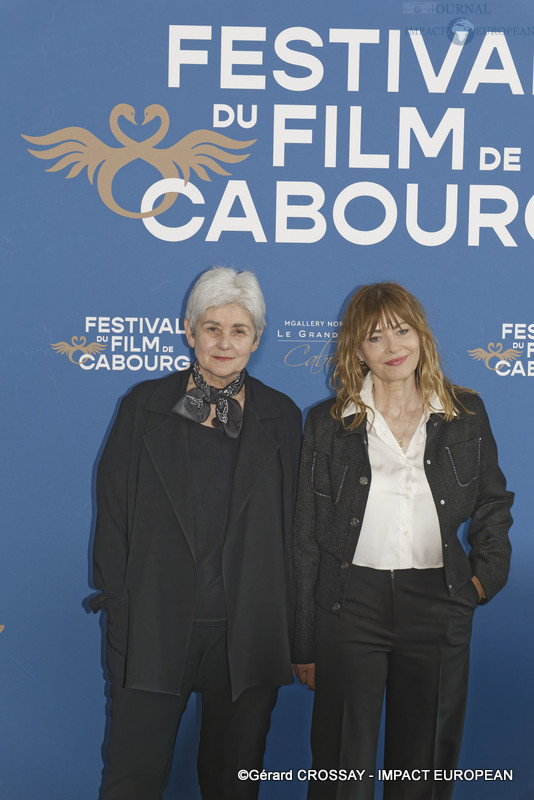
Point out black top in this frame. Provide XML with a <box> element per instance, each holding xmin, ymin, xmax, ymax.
<box><xmin>187</xmin><ymin>419</ymin><xmax>239</xmax><ymax>627</ymax></box>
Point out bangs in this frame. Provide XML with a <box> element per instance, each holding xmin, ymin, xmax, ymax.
<box><xmin>359</xmin><ymin>293</ymin><xmax>422</xmax><ymax>339</ymax></box>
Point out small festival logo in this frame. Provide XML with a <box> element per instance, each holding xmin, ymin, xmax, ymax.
<box><xmin>22</xmin><ymin>104</ymin><xmax>255</xmax><ymax>218</ymax></box>
<box><xmin>468</xmin><ymin>342</ymin><xmax>521</xmax><ymax>370</ymax></box>
<box><xmin>51</xmin><ymin>336</ymin><xmax>107</xmax><ymax>364</ymax></box>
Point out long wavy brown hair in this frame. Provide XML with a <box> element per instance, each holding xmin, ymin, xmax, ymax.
<box><xmin>330</xmin><ymin>282</ymin><xmax>474</xmax><ymax>427</ymax></box>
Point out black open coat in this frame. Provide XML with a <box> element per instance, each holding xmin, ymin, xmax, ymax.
<box><xmin>90</xmin><ymin>369</ymin><xmax>302</xmax><ymax>700</ymax></box>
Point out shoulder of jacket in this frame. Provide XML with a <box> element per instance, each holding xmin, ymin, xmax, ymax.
<box><xmin>453</xmin><ymin>389</ymin><xmax>486</xmax><ymax>416</ymax></box>
<box><xmin>121</xmin><ymin>376</ymin><xmax>163</xmax><ymax>403</ymax></box>
<box><xmin>120</xmin><ymin>371</ymin><xmax>187</xmax><ymax>410</ymax></box>
<box><xmin>306</xmin><ymin>396</ymin><xmax>336</xmax><ymax>421</ymax></box>
<box><xmin>247</xmin><ymin>375</ymin><xmax>301</xmax><ymax>417</ymax></box>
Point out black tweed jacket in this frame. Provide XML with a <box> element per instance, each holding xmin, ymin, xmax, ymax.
<box><xmin>293</xmin><ymin>391</ymin><xmax>513</xmax><ymax>664</ymax></box>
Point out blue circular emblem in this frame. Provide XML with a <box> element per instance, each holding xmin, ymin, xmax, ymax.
<box><xmin>446</xmin><ymin>17</ymin><xmax>475</xmax><ymax>45</ymax></box>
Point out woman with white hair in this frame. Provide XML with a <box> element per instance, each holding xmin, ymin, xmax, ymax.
<box><xmin>90</xmin><ymin>267</ymin><xmax>301</xmax><ymax>800</ymax></box>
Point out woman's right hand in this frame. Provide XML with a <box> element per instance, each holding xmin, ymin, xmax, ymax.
<box><xmin>294</xmin><ymin>663</ymin><xmax>316</xmax><ymax>691</ymax></box>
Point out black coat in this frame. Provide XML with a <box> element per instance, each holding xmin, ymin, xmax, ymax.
<box><xmin>293</xmin><ymin>391</ymin><xmax>513</xmax><ymax>664</ymax></box>
<box><xmin>90</xmin><ymin>369</ymin><xmax>302</xmax><ymax>700</ymax></box>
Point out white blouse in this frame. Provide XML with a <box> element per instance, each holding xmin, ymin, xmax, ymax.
<box><xmin>348</xmin><ymin>373</ymin><xmax>444</xmax><ymax>570</ymax></box>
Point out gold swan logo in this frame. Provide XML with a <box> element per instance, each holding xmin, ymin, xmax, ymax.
<box><xmin>468</xmin><ymin>342</ymin><xmax>521</xmax><ymax>370</ymax></box>
<box><xmin>22</xmin><ymin>104</ymin><xmax>255</xmax><ymax>218</ymax></box>
<box><xmin>51</xmin><ymin>336</ymin><xmax>106</xmax><ymax>364</ymax></box>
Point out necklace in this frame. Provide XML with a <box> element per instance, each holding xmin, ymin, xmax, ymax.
<box><xmin>396</xmin><ymin>402</ymin><xmax>420</xmax><ymax>449</ymax></box>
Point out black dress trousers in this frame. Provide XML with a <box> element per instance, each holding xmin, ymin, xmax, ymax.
<box><xmin>309</xmin><ymin>565</ymin><xmax>478</xmax><ymax>800</ymax></box>
<box><xmin>100</xmin><ymin>627</ymin><xmax>278</xmax><ymax>800</ymax></box>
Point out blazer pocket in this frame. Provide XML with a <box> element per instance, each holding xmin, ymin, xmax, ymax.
<box><xmin>311</xmin><ymin>451</ymin><xmax>349</xmax><ymax>504</ymax></box>
<box><xmin>445</xmin><ymin>437</ymin><xmax>481</xmax><ymax>487</ymax></box>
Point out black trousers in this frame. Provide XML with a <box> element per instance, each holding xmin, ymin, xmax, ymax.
<box><xmin>99</xmin><ymin>627</ymin><xmax>279</xmax><ymax>800</ymax></box>
<box><xmin>309</xmin><ymin>566</ymin><xmax>478</xmax><ymax>800</ymax></box>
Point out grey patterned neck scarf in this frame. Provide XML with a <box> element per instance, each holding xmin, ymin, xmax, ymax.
<box><xmin>172</xmin><ymin>361</ymin><xmax>245</xmax><ymax>438</ymax></box>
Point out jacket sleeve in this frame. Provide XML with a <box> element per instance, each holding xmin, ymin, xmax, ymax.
<box><xmin>466</xmin><ymin>396</ymin><xmax>513</xmax><ymax>603</ymax></box>
<box><xmin>292</xmin><ymin>409</ymin><xmax>320</xmax><ymax>664</ymax></box>
<box><xmin>89</xmin><ymin>392</ymin><xmax>138</xmax><ymax>612</ymax></box>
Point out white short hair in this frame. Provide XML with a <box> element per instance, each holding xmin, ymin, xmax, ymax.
<box><xmin>185</xmin><ymin>267</ymin><xmax>266</xmax><ymax>340</ymax></box>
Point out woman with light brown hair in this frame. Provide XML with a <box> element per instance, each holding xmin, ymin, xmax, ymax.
<box><xmin>293</xmin><ymin>282</ymin><xmax>513</xmax><ymax>800</ymax></box>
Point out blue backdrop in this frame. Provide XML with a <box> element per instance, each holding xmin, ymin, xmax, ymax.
<box><xmin>1</xmin><ymin>1</ymin><xmax>532</xmax><ymax>797</ymax></box>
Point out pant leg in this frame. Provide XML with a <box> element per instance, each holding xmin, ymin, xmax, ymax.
<box><xmin>383</xmin><ymin>569</ymin><xmax>477</xmax><ymax>800</ymax></box>
<box><xmin>194</xmin><ymin>629</ymin><xmax>279</xmax><ymax>800</ymax></box>
<box><xmin>100</xmin><ymin>627</ymin><xmax>279</xmax><ymax>800</ymax></box>
<box><xmin>309</xmin><ymin>567</ymin><xmax>394</xmax><ymax>800</ymax></box>
<box><xmin>99</xmin><ymin>628</ymin><xmax>218</xmax><ymax>800</ymax></box>
<box><xmin>98</xmin><ymin>643</ymin><xmax>190</xmax><ymax>800</ymax></box>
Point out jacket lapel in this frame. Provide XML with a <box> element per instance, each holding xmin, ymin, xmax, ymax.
<box><xmin>142</xmin><ymin>370</ymin><xmax>196</xmax><ymax>560</ymax></box>
<box><xmin>426</xmin><ymin>412</ymin><xmax>446</xmax><ymax>448</ymax></box>
<box><xmin>336</xmin><ymin>414</ymin><xmax>368</xmax><ymax>444</ymax></box>
<box><xmin>226</xmin><ymin>378</ymin><xmax>280</xmax><ymax>533</ymax></box>
<box><xmin>140</xmin><ymin>371</ymin><xmax>283</xmax><ymax>551</ymax></box>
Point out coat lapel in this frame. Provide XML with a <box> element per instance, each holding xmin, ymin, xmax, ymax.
<box><xmin>226</xmin><ymin>378</ymin><xmax>281</xmax><ymax>533</ymax></box>
<box><xmin>426</xmin><ymin>412</ymin><xmax>446</xmax><ymax>447</ymax></box>
<box><xmin>143</xmin><ymin>413</ymin><xmax>196</xmax><ymax>560</ymax></box>
<box><xmin>140</xmin><ymin>371</ymin><xmax>282</xmax><ymax>552</ymax></box>
<box><xmin>142</xmin><ymin>370</ymin><xmax>196</xmax><ymax>560</ymax></box>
